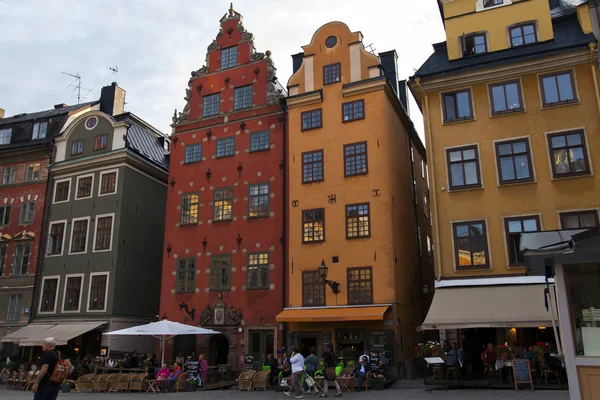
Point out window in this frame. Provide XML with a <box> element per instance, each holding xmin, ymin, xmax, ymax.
<box><xmin>5</xmin><ymin>294</ymin><xmax>22</xmax><ymax>322</ymax></box>
<box><xmin>180</xmin><ymin>193</ymin><xmax>199</xmax><ymax>225</ymax></box>
<box><xmin>88</xmin><ymin>273</ymin><xmax>108</xmax><ymax>311</ymax></box>
<box><xmin>216</xmin><ymin>137</ymin><xmax>235</xmax><ymax>158</ymax></box>
<box><xmin>19</xmin><ymin>202</ymin><xmax>35</xmax><ymax>225</ymax></box>
<box><xmin>301</xmin><ymin>109</ymin><xmax>322</xmax><ymax>131</ymax></box>
<box><xmin>54</xmin><ymin>180</ymin><xmax>70</xmax><ymax>202</ymax></box>
<box><xmin>302</xmin><ymin>271</ymin><xmax>325</xmax><ymax>306</ymax></box>
<box><xmin>560</xmin><ymin>210</ymin><xmax>599</xmax><ymax>229</ymax></box>
<box><xmin>213</xmin><ymin>187</ymin><xmax>234</xmax><ymax>221</ymax></box>
<box><xmin>420</xmin><ymin>158</ymin><xmax>425</xmax><ymax>179</ymax></box>
<box><xmin>462</xmin><ymin>33</ymin><xmax>487</xmax><ymax>56</ymax></box>
<box><xmin>447</xmin><ymin>146</ymin><xmax>481</xmax><ymax>189</ymax></box>
<box><xmin>2</xmin><ymin>166</ymin><xmax>16</xmax><ymax>184</ymax></box>
<box><xmin>0</xmin><ymin>244</ymin><xmax>6</xmax><ymax>275</ymax></box>
<box><xmin>99</xmin><ymin>171</ymin><xmax>117</xmax><ymax>195</ymax></box>
<box><xmin>202</xmin><ymin>93</ymin><xmax>220</xmax><ymax>117</ymax></box>
<box><xmin>423</xmin><ymin>195</ymin><xmax>428</xmax><ymax>215</ymax></box>
<box><xmin>540</xmin><ymin>71</ymin><xmax>577</xmax><ymax>107</ymax></box>
<box><xmin>40</xmin><ymin>277</ymin><xmax>58</xmax><ymax>313</ymax></box>
<box><xmin>302</xmin><ymin>209</ymin><xmax>325</xmax><ymax>243</ymax></box>
<box><xmin>249</xmin><ymin>183</ymin><xmax>269</xmax><ymax>218</ymax></box>
<box><xmin>342</xmin><ymin>100</ymin><xmax>365</xmax><ymax>122</ymax></box>
<box><xmin>427</xmin><ymin>236</ymin><xmax>433</xmax><ymax>258</ymax></box>
<box><xmin>0</xmin><ymin>206</ymin><xmax>10</xmax><ymax>226</ymax></box>
<box><xmin>47</xmin><ymin>221</ymin><xmax>66</xmax><ymax>255</ymax></box>
<box><xmin>564</xmin><ymin>264</ymin><xmax>600</xmax><ymax>356</ymax></box>
<box><xmin>346</xmin><ymin>203</ymin><xmax>370</xmax><ymax>239</ymax></box>
<box><xmin>347</xmin><ymin>267</ymin><xmax>373</xmax><ymax>305</ymax></box>
<box><xmin>0</xmin><ymin>128</ymin><xmax>11</xmax><ymax>145</ymax></box>
<box><xmin>250</xmin><ymin>131</ymin><xmax>270</xmax><ymax>152</ymax></box>
<box><xmin>76</xmin><ymin>175</ymin><xmax>93</xmax><ymax>199</ymax></box>
<box><xmin>510</xmin><ymin>23</ymin><xmax>537</xmax><ymax>47</ymax></box>
<box><xmin>32</xmin><ymin>122</ymin><xmax>48</xmax><ymax>140</ymax></box>
<box><xmin>63</xmin><ymin>275</ymin><xmax>83</xmax><ymax>312</ymax></box>
<box><xmin>344</xmin><ymin>142</ymin><xmax>368</xmax><ymax>177</ymax></box>
<box><xmin>177</xmin><ymin>258</ymin><xmax>196</xmax><ymax>293</ymax></box>
<box><xmin>94</xmin><ymin>134</ymin><xmax>108</xmax><ymax>150</ymax></box>
<box><xmin>182</xmin><ymin>144</ymin><xmax>202</xmax><ymax>164</ymax></box>
<box><xmin>70</xmin><ymin>218</ymin><xmax>89</xmax><ymax>254</ymax></box>
<box><xmin>234</xmin><ymin>85</ymin><xmax>253</xmax><ymax>110</ymax></box>
<box><xmin>495</xmin><ymin>139</ymin><xmax>533</xmax><ymax>184</ymax></box>
<box><xmin>442</xmin><ymin>90</ymin><xmax>473</xmax><ymax>122</ymax></box>
<box><xmin>220</xmin><ymin>46</ymin><xmax>238</xmax><ymax>70</ymax></box>
<box><xmin>94</xmin><ymin>215</ymin><xmax>113</xmax><ymax>251</ymax></box>
<box><xmin>210</xmin><ymin>254</ymin><xmax>232</xmax><ymax>291</ymax></box>
<box><xmin>25</xmin><ymin>162</ymin><xmax>41</xmax><ymax>181</ymax></box>
<box><xmin>13</xmin><ymin>245</ymin><xmax>31</xmax><ymax>276</ymax></box>
<box><xmin>505</xmin><ymin>216</ymin><xmax>540</xmax><ymax>266</ymax></box>
<box><xmin>490</xmin><ymin>81</ymin><xmax>523</xmax><ymax>114</ymax></box>
<box><xmin>71</xmin><ymin>140</ymin><xmax>84</xmax><ymax>155</ymax></box>
<box><xmin>548</xmin><ymin>131</ymin><xmax>590</xmax><ymax>178</ymax></box>
<box><xmin>484</xmin><ymin>0</ymin><xmax>503</xmax><ymax>6</ymax></box>
<box><xmin>453</xmin><ymin>220</ymin><xmax>490</xmax><ymax>270</ymax></box>
<box><xmin>247</xmin><ymin>252</ymin><xmax>269</xmax><ymax>290</ymax></box>
<box><xmin>302</xmin><ymin>150</ymin><xmax>324</xmax><ymax>183</ymax></box>
<box><xmin>417</xmin><ymin>226</ymin><xmax>422</xmax><ymax>256</ymax></box>
<box><xmin>323</xmin><ymin>63</ymin><xmax>341</xmax><ymax>85</ymax></box>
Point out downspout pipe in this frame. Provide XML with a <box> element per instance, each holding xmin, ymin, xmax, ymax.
<box><xmin>279</xmin><ymin>97</ymin><xmax>288</xmax><ymax>358</ymax></box>
<box><xmin>415</xmin><ymin>78</ymin><xmax>443</xmax><ymax>282</ymax></box>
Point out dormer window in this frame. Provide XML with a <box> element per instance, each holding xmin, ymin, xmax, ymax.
<box><xmin>94</xmin><ymin>134</ymin><xmax>108</xmax><ymax>151</ymax></box>
<box><xmin>484</xmin><ymin>0</ymin><xmax>503</xmax><ymax>7</ymax></box>
<box><xmin>71</xmin><ymin>140</ymin><xmax>84</xmax><ymax>156</ymax></box>
<box><xmin>510</xmin><ymin>23</ymin><xmax>537</xmax><ymax>47</ymax></box>
<box><xmin>0</xmin><ymin>128</ymin><xmax>11</xmax><ymax>145</ymax></box>
<box><xmin>32</xmin><ymin>122</ymin><xmax>48</xmax><ymax>140</ymax></box>
<box><xmin>323</xmin><ymin>63</ymin><xmax>341</xmax><ymax>85</ymax></box>
<box><xmin>221</xmin><ymin>46</ymin><xmax>238</xmax><ymax>70</ymax></box>
<box><xmin>462</xmin><ymin>33</ymin><xmax>487</xmax><ymax>57</ymax></box>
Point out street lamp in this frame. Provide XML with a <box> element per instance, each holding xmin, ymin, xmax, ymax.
<box><xmin>318</xmin><ymin>259</ymin><xmax>340</xmax><ymax>294</ymax></box>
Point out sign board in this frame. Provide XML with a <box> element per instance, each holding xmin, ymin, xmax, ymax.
<box><xmin>424</xmin><ymin>357</ymin><xmax>444</xmax><ymax>365</ymax></box>
<box><xmin>244</xmin><ymin>355</ymin><xmax>254</xmax><ymax>370</ymax></box>
<box><xmin>186</xmin><ymin>360</ymin><xmax>199</xmax><ymax>379</ymax></box>
<box><xmin>512</xmin><ymin>359</ymin><xmax>534</xmax><ymax>391</ymax></box>
<box><xmin>369</xmin><ymin>350</ymin><xmax>380</xmax><ymax>370</ymax></box>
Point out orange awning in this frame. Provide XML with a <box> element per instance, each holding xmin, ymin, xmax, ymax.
<box><xmin>276</xmin><ymin>306</ymin><xmax>389</xmax><ymax>323</ymax></box>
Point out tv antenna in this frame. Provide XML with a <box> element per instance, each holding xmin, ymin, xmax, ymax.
<box><xmin>365</xmin><ymin>43</ymin><xmax>377</xmax><ymax>56</ymax></box>
<box><xmin>108</xmin><ymin>65</ymin><xmax>119</xmax><ymax>82</ymax></box>
<box><xmin>61</xmin><ymin>72</ymin><xmax>93</xmax><ymax>104</ymax></box>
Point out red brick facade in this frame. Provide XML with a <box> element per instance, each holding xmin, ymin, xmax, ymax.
<box><xmin>160</xmin><ymin>8</ymin><xmax>285</xmax><ymax>368</ymax></box>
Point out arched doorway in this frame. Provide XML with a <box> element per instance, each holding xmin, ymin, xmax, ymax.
<box><xmin>210</xmin><ymin>334</ymin><xmax>229</xmax><ymax>365</ymax></box>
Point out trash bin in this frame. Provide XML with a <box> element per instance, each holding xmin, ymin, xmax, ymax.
<box><xmin>404</xmin><ymin>359</ymin><xmax>417</xmax><ymax>380</ymax></box>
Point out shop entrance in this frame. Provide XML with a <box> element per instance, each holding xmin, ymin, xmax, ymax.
<box><xmin>298</xmin><ymin>335</ymin><xmax>318</xmax><ymax>357</ymax></box>
<box><xmin>248</xmin><ymin>329</ymin><xmax>274</xmax><ymax>366</ymax></box>
<box><xmin>210</xmin><ymin>334</ymin><xmax>229</xmax><ymax>365</ymax></box>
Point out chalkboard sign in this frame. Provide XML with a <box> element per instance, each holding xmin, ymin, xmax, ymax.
<box><xmin>244</xmin><ymin>355</ymin><xmax>254</xmax><ymax>370</ymax></box>
<box><xmin>369</xmin><ymin>351</ymin><xmax>380</xmax><ymax>371</ymax></box>
<box><xmin>186</xmin><ymin>360</ymin><xmax>199</xmax><ymax>379</ymax></box>
<box><xmin>512</xmin><ymin>360</ymin><xmax>534</xmax><ymax>391</ymax></box>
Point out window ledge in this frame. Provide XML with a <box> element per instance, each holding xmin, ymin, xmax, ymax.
<box><xmin>301</xmin><ymin>126</ymin><xmax>323</xmax><ymax>132</ymax></box>
<box><xmin>345</xmin><ymin>173</ymin><xmax>369</xmax><ymax>179</ymax></box>
<box><xmin>212</xmin><ymin>219</ymin><xmax>233</xmax><ymax>224</ymax></box>
<box><xmin>249</xmin><ymin>148</ymin><xmax>271</xmax><ymax>154</ymax></box>
<box><xmin>447</xmin><ymin>185</ymin><xmax>484</xmax><ymax>193</ymax></box>
<box><xmin>302</xmin><ymin>241</ymin><xmax>325</xmax><ymax>245</ymax></box>
<box><xmin>442</xmin><ymin>117</ymin><xmax>476</xmax><ymax>126</ymax></box>
<box><xmin>550</xmin><ymin>172</ymin><xmax>593</xmax><ymax>182</ymax></box>
<box><xmin>490</xmin><ymin>108</ymin><xmax>525</xmax><ymax>118</ymax></box>
<box><xmin>541</xmin><ymin>100</ymin><xmax>580</xmax><ymax>110</ymax></box>
<box><xmin>346</xmin><ymin>236</ymin><xmax>371</xmax><ymax>240</ymax></box>
<box><xmin>302</xmin><ymin>180</ymin><xmax>324</xmax><ymax>185</ymax></box>
<box><xmin>498</xmin><ymin>179</ymin><xmax>536</xmax><ymax>187</ymax></box>
<box><xmin>179</xmin><ymin>223</ymin><xmax>199</xmax><ymax>227</ymax></box>
<box><xmin>215</xmin><ymin>154</ymin><xmax>235</xmax><ymax>160</ymax></box>
<box><xmin>183</xmin><ymin>160</ymin><xmax>203</xmax><ymax>165</ymax></box>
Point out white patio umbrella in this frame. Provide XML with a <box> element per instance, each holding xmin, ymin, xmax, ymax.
<box><xmin>102</xmin><ymin>319</ymin><xmax>220</xmax><ymax>364</ymax></box>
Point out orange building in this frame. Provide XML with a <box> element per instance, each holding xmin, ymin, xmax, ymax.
<box><xmin>276</xmin><ymin>22</ymin><xmax>431</xmax><ymax>375</ymax></box>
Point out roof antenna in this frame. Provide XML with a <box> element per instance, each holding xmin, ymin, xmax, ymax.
<box><xmin>61</xmin><ymin>72</ymin><xmax>93</xmax><ymax>104</ymax></box>
<box><xmin>109</xmin><ymin>65</ymin><xmax>119</xmax><ymax>82</ymax></box>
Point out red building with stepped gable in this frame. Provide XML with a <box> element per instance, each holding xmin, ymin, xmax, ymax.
<box><xmin>160</xmin><ymin>5</ymin><xmax>286</xmax><ymax>369</ymax></box>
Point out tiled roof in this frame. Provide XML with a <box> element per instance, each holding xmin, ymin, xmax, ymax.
<box><xmin>411</xmin><ymin>14</ymin><xmax>596</xmax><ymax>79</ymax></box>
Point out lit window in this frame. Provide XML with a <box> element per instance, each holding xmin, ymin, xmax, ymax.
<box><xmin>213</xmin><ymin>187</ymin><xmax>234</xmax><ymax>221</ymax></box>
<box><xmin>248</xmin><ymin>183</ymin><xmax>269</xmax><ymax>218</ymax></box>
<box><xmin>453</xmin><ymin>220</ymin><xmax>490</xmax><ymax>270</ymax></box>
<box><xmin>548</xmin><ymin>131</ymin><xmax>590</xmax><ymax>178</ymax></box>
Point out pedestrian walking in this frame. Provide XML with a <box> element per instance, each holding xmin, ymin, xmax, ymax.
<box><xmin>32</xmin><ymin>337</ymin><xmax>61</xmax><ymax>400</ymax></box>
<box><xmin>287</xmin><ymin>347</ymin><xmax>304</xmax><ymax>399</ymax></box>
<box><xmin>321</xmin><ymin>345</ymin><xmax>341</xmax><ymax>397</ymax></box>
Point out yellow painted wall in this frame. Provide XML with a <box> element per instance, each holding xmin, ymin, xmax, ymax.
<box><xmin>419</xmin><ymin>60</ymin><xmax>600</xmax><ymax>279</ymax></box>
<box><xmin>578</xmin><ymin>365</ymin><xmax>600</xmax><ymax>400</ymax></box>
<box><xmin>442</xmin><ymin>0</ymin><xmax>553</xmax><ymax>60</ymax></box>
<box><xmin>578</xmin><ymin>4</ymin><xmax>594</xmax><ymax>35</ymax></box>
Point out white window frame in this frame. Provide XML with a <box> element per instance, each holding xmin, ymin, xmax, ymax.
<box><xmin>25</xmin><ymin>162</ymin><xmax>41</xmax><ymax>182</ymax></box>
<box><xmin>38</xmin><ymin>275</ymin><xmax>60</xmax><ymax>315</ymax></box>
<box><xmin>98</xmin><ymin>169</ymin><xmax>119</xmax><ymax>197</ymax></box>
<box><xmin>92</xmin><ymin>213</ymin><xmax>115</xmax><ymax>253</ymax></box>
<box><xmin>0</xmin><ymin>128</ymin><xmax>11</xmax><ymax>145</ymax></box>
<box><xmin>53</xmin><ymin>178</ymin><xmax>72</xmax><ymax>204</ymax></box>
<box><xmin>46</xmin><ymin>219</ymin><xmax>68</xmax><ymax>257</ymax></box>
<box><xmin>32</xmin><ymin>122</ymin><xmax>48</xmax><ymax>140</ymax></box>
<box><xmin>75</xmin><ymin>173</ymin><xmax>95</xmax><ymax>200</ymax></box>
<box><xmin>68</xmin><ymin>216</ymin><xmax>91</xmax><ymax>255</ymax></box>
<box><xmin>87</xmin><ymin>271</ymin><xmax>110</xmax><ymax>313</ymax></box>
<box><xmin>61</xmin><ymin>273</ymin><xmax>84</xmax><ymax>313</ymax></box>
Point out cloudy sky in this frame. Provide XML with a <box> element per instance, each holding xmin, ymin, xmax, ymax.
<box><xmin>0</xmin><ymin>0</ymin><xmax>445</xmax><ymax>140</ymax></box>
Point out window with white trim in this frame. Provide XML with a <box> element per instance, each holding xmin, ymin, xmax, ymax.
<box><xmin>5</xmin><ymin>294</ymin><xmax>22</xmax><ymax>322</ymax></box>
<box><xmin>25</xmin><ymin>163</ymin><xmax>41</xmax><ymax>182</ymax></box>
<box><xmin>88</xmin><ymin>273</ymin><xmax>108</xmax><ymax>311</ymax></box>
<box><xmin>12</xmin><ymin>245</ymin><xmax>30</xmax><ymax>275</ymax></box>
<box><xmin>40</xmin><ymin>277</ymin><xmax>58</xmax><ymax>313</ymax></box>
<box><xmin>63</xmin><ymin>275</ymin><xmax>83</xmax><ymax>312</ymax></box>
<box><xmin>32</xmin><ymin>122</ymin><xmax>48</xmax><ymax>140</ymax></box>
<box><xmin>47</xmin><ymin>221</ymin><xmax>66</xmax><ymax>255</ymax></box>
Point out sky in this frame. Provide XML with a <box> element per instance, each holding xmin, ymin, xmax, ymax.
<box><xmin>0</xmin><ymin>0</ymin><xmax>446</xmax><ymax>141</ymax></box>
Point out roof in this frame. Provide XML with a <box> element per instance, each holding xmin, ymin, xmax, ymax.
<box><xmin>0</xmin><ymin>101</ymin><xmax>97</xmax><ymax>153</ymax></box>
<box><xmin>411</xmin><ymin>13</ymin><xmax>596</xmax><ymax>80</ymax></box>
<box><xmin>116</xmin><ymin>113</ymin><xmax>170</xmax><ymax>171</ymax></box>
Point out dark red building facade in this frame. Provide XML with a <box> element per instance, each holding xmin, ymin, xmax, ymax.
<box><xmin>160</xmin><ymin>7</ymin><xmax>286</xmax><ymax>368</ymax></box>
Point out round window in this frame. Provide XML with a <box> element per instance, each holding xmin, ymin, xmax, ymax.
<box><xmin>325</xmin><ymin>36</ymin><xmax>337</xmax><ymax>48</ymax></box>
<box><xmin>85</xmin><ymin>117</ymin><xmax>98</xmax><ymax>130</ymax></box>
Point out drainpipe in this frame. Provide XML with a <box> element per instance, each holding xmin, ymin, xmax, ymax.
<box><xmin>589</xmin><ymin>43</ymin><xmax>600</xmax><ymax>116</ymax></box>
<box><xmin>407</xmin><ymin>139</ymin><xmax>425</xmax><ymax>323</ymax></box>
<box><xmin>414</xmin><ymin>78</ymin><xmax>442</xmax><ymax>282</ymax></box>
<box><xmin>279</xmin><ymin>97</ymin><xmax>288</xmax><ymax>360</ymax></box>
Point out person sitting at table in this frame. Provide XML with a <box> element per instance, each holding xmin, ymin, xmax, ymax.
<box><xmin>266</xmin><ymin>353</ymin><xmax>280</xmax><ymax>386</ymax></box>
<box><xmin>353</xmin><ymin>356</ymin><xmax>370</xmax><ymax>392</ymax></box>
<box><xmin>167</xmin><ymin>362</ymin><xmax>182</xmax><ymax>392</ymax></box>
<box><xmin>198</xmin><ymin>354</ymin><xmax>208</xmax><ymax>384</ymax></box>
<box><xmin>156</xmin><ymin>363</ymin><xmax>170</xmax><ymax>391</ymax></box>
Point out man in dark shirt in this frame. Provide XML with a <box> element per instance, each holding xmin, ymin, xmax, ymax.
<box><xmin>32</xmin><ymin>337</ymin><xmax>61</xmax><ymax>400</ymax></box>
<box><xmin>266</xmin><ymin>353</ymin><xmax>279</xmax><ymax>386</ymax></box>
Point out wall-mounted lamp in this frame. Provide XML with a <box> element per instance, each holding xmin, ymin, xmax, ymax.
<box><xmin>236</xmin><ymin>233</ymin><xmax>243</xmax><ymax>249</ymax></box>
<box><xmin>166</xmin><ymin>243</ymin><xmax>172</xmax><ymax>258</ymax></box>
<box><xmin>422</xmin><ymin>283</ymin><xmax>429</xmax><ymax>295</ymax></box>
<box><xmin>202</xmin><ymin>237</ymin><xmax>208</xmax><ymax>252</ymax></box>
<box><xmin>240</xmin><ymin>121</ymin><xmax>246</xmax><ymax>131</ymax></box>
<box><xmin>318</xmin><ymin>259</ymin><xmax>340</xmax><ymax>294</ymax></box>
<box><xmin>206</xmin><ymin>168</ymin><xmax>212</xmax><ymax>183</ymax></box>
<box><xmin>169</xmin><ymin>177</ymin><xmax>176</xmax><ymax>192</ymax></box>
<box><xmin>237</xmin><ymin>162</ymin><xmax>243</xmax><ymax>177</ymax></box>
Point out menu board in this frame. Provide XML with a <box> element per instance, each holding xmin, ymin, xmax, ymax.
<box><xmin>512</xmin><ymin>359</ymin><xmax>534</xmax><ymax>391</ymax></box>
<box><xmin>186</xmin><ymin>360</ymin><xmax>199</xmax><ymax>379</ymax></box>
<box><xmin>366</xmin><ymin>330</ymin><xmax>394</xmax><ymax>367</ymax></box>
<box><xmin>244</xmin><ymin>355</ymin><xmax>254</xmax><ymax>370</ymax></box>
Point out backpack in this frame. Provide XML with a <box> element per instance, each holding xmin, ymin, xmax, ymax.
<box><xmin>49</xmin><ymin>351</ymin><xmax>72</xmax><ymax>384</ymax></box>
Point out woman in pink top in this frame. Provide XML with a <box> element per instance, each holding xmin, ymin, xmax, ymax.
<box><xmin>199</xmin><ymin>354</ymin><xmax>209</xmax><ymax>384</ymax></box>
<box><xmin>156</xmin><ymin>363</ymin><xmax>170</xmax><ymax>391</ymax></box>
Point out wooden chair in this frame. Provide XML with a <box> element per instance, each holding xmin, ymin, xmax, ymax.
<box><xmin>174</xmin><ymin>374</ymin><xmax>186</xmax><ymax>392</ymax></box>
<box><xmin>108</xmin><ymin>373</ymin><xmax>132</xmax><ymax>392</ymax></box>
<box><xmin>538</xmin><ymin>358</ymin><xmax>560</xmax><ymax>385</ymax></box>
<box><xmin>251</xmin><ymin>370</ymin><xmax>271</xmax><ymax>391</ymax></box>
<box><xmin>237</xmin><ymin>370</ymin><xmax>256</xmax><ymax>391</ymax></box>
<box><xmin>128</xmin><ymin>373</ymin><xmax>148</xmax><ymax>392</ymax></box>
<box><xmin>89</xmin><ymin>374</ymin><xmax>104</xmax><ymax>392</ymax></box>
<box><xmin>336</xmin><ymin>368</ymin><xmax>356</xmax><ymax>392</ymax></box>
<box><xmin>76</xmin><ymin>373</ymin><xmax>95</xmax><ymax>392</ymax></box>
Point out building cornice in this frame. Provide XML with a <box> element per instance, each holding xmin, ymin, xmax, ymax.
<box><xmin>286</xmin><ymin>90</ymin><xmax>323</xmax><ymax>109</ymax></box>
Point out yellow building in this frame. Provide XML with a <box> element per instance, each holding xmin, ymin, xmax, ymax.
<box><xmin>276</xmin><ymin>22</ymin><xmax>431</xmax><ymax>373</ymax></box>
<box><xmin>409</xmin><ymin>0</ymin><xmax>600</xmax><ymax>391</ymax></box>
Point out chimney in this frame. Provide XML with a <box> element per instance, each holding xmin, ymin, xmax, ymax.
<box><xmin>398</xmin><ymin>80</ymin><xmax>410</xmax><ymax>116</ymax></box>
<box><xmin>292</xmin><ymin>52</ymin><xmax>304</xmax><ymax>74</ymax></box>
<box><xmin>54</xmin><ymin>103</ymin><xmax>68</xmax><ymax>109</ymax></box>
<box><xmin>378</xmin><ymin>50</ymin><xmax>399</xmax><ymax>97</ymax></box>
<box><xmin>100</xmin><ymin>82</ymin><xmax>126</xmax><ymax>116</ymax></box>
<box><xmin>0</xmin><ymin>108</ymin><xmax>4</xmax><ymax>119</ymax></box>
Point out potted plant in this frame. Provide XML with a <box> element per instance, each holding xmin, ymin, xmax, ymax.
<box><xmin>414</xmin><ymin>341</ymin><xmax>446</xmax><ymax>360</ymax></box>
<box><xmin>495</xmin><ymin>343</ymin><xmax>513</xmax><ymax>359</ymax></box>
<box><xmin>185</xmin><ymin>378</ymin><xmax>197</xmax><ymax>392</ymax></box>
<box><xmin>372</xmin><ymin>373</ymin><xmax>385</xmax><ymax>390</ymax></box>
